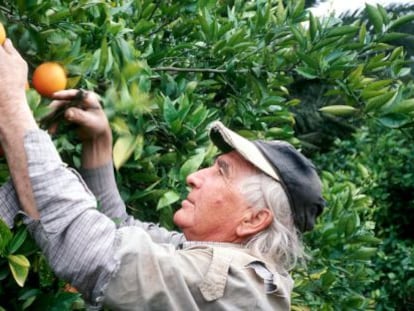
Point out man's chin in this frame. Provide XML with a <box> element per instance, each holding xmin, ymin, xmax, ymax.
<box><xmin>172</xmin><ymin>209</ymin><xmax>184</xmax><ymax>227</ymax></box>
<box><xmin>173</xmin><ymin>209</ymin><xmax>193</xmax><ymax>231</ymax></box>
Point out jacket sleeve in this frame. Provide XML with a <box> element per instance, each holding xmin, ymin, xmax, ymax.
<box><xmin>80</xmin><ymin>162</ymin><xmax>186</xmax><ymax>247</ymax></box>
<box><xmin>21</xmin><ymin>130</ymin><xmax>120</xmax><ymax>305</ymax></box>
<box><xmin>0</xmin><ymin>180</ymin><xmax>20</xmax><ymax>228</ymax></box>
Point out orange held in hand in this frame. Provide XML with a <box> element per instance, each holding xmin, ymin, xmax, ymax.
<box><xmin>32</xmin><ymin>62</ymin><xmax>67</xmax><ymax>98</ymax></box>
<box><xmin>0</xmin><ymin>22</ymin><xmax>6</xmax><ymax>45</ymax></box>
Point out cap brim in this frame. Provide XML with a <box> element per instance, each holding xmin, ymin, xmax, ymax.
<box><xmin>209</xmin><ymin>121</ymin><xmax>281</xmax><ymax>181</ymax></box>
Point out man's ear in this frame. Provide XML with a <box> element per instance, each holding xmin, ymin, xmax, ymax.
<box><xmin>236</xmin><ymin>209</ymin><xmax>273</xmax><ymax>238</ymax></box>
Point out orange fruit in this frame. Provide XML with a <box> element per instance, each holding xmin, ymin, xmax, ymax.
<box><xmin>32</xmin><ymin>62</ymin><xmax>67</xmax><ymax>98</ymax></box>
<box><xmin>0</xmin><ymin>22</ymin><xmax>6</xmax><ymax>45</ymax></box>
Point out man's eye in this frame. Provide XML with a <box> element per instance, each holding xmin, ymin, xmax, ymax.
<box><xmin>216</xmin><ymin>158</ymin><xmax>229</xmax><ymax>177</ymax></box>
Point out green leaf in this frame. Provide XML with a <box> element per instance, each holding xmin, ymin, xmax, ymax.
<box><xmin>212</xmin><ymin>39</ymin><xmax>226</xmax><ymax>55</ymax></box>
<box><xmin>290</xmin><ymin>25</ymin><xmax>305</xmax><ymax>48</ymax></box>
<box><xmin>134</xmin><ymin>20</ymin><xmax>155</xmax><ymax>35</ymax></box>
<box><xmin>308</xmin><ymin>11</ymin><xmax>317</xmax><ymax>41</ymax></box>
<box><xmin>0</xmin><ymin>266</ymin><xmax>9</xmax><ymax>280</ymax></box>
<box><xmin>345</xmin><ymin>211</ymin><xmax>359</xmax><ymax>236</ymax></box>
<box><xmin>342</xmin><ymin>295</ymin><xmax>365</xmax><ymax>309</ymax></box>
<box><xmin>113</xmin><ymin>134</ymin><xmax>142</xmax><ymax>170</ymax></box>
<box><xmin>133</xmin><ymin>135</ymin><xmax>144</xmax><ymax>161</ymax></box>
<box><xmin>312</xmin><ymin>37</ymin><xmax>340</xmax><ymax>51</ymax></box>
<box><xmin>380</xmin><ymin>32</ymin><xmax>407</xmax><ymax>43</ymax></box>
<box><xmin>179</xmin><ymin>151</ymin><xmax>205</xmax><ymax>180</ymax></box>
<box><xmin>378</xmin><ymin>113</ymin><xmax>412</xmax><ymax>128</ymax></box>
<box><xmin>319</xmin><ymin>105</ymin><xmax>358</xmax><ymax>116</ymax></box>
<box><xmin>321</xmin><ymin>271</ymin><xmax>336</xmax><ymax>288</ymax></box>
<box><xmin>7</xmin><ymin>225</ymin><xmax>28</xmax><ymax>254</ymax></box>
<box><xmin>276</xmin><ymin>0</ymin><xmax>286</xmax><ymax>23</ymax></box>
<box><xmin>361</xmin><ymin>89</ymin><xmax>388</xmax><ymax>101</ymax></box>
<box><xmin>348</xmin><ymin>65</ymin><xmax>363</xmax><ymax>79</ymax></box>
<box><xmin>260</xmin><ymin>96</ymin><xmax>285</xmax><ymax>106</ymax></box>
<box><xmin>156</xmin><ymin>191</ymin><xmax>180</xmax><ymax>210</ymax></box>
<box><xmin>111</xmin><ymin>117</ymin><xmax>131</xmax><ymax>135</ymax></box>
<box><xmin>359</xmin><ymin>22</ymin><xmax>367</xmax><ymax>43</ymax></box>
<box><xmin>8</xmin><ymin>254</ymin><xmax>30</xmax><ymax>287</ymax></box>
<box><xmin>98</xmin><ymin>37</ymin><xmax>108</xmax><ymax>74</ymax></box>
<box><xmin>348</xmin><ymin>247</ymin><xmax>377</xmax><ymax>260</ymax></box>
<box><xmin>198</xmin><ymin>9</ymin><xmax>212</xmax><ymax>41</ymax></box>
<box><xmin>356</xmin><ymin>163</ymin><xmax>370</xmax><ymax>179</ymax></box>
<box><xmin>350</xmin><ymin>233</ymin><xmax>382</xmax><ymax>244</ymax></box>
<box><xmin>366</xmin><ymin>4</ymin><xmax>383</xmax><ymax>33</ymax></box>
<box><xmin>326</xmin><ymin>26</ymin><xmax>359</xmax><ymax>38</ymax></box>
<box><xmin>292</xmin><ymin>0</ymin><xmax>305</xmax><ymax>19</ymax></box>
<box><xmin>363</xmin><ymin>79</ymin><xmax>392</xmax><ymax>91</ymax></box>
<box><xmin>0</xmin><ymin>219</ymin><xmax>13</xmax><ymax>255</ymax></box>
<box><xmin>227</xmin><ymin>29</ymin><xmax>245</xmax><ymax>47</ymax></box>
<box><xmin>163</xmin><ymin>96</ymin><xmax>178</xmax><ymax>125</ymax></box>
<box><xmin>18</xmin><ymin>288</ymin><xmax>42</xmax><ymax>301</ymax></box>
<box><xmin>365</xmin><ymin>91</ymin><xmax>396</xmax><ymax>113</ymax></box>
<box><xmin>388</xmin><ymin>13</ymin><xmax>414</xmax><ymax>30</ymax></box>
<box><xmin>38</xmin><ymin>291</ymin><xmax>82</xmax><ymax>311</ymax></box>
<box><xmin>389</xmin><ymin>46</ymin><xmax>403</xmax><ymax>61</ymax></box>
<box><xmin>295</xmin><ymin>67</ymin><xmax>318</xmax><ymax>79</ymax></box>
<box><xmin>185</xmin><ymin>81</ymin><xmax>198</xmax><ymax>94</ymax></box>
<box><xmin>386</xmin><ymin>99</ymin><xmax>414</xmax><ymax>114</ymax></box>
<box><xmin>297</xmin><ymin>52</ymin><xmax>319</xmax><ymax>69</ymax></box>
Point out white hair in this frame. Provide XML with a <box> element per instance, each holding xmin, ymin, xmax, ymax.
<box><xmin>239</xmin><ymin>172</ymin><xmax>307</xmax><ymax>271</ymax></box>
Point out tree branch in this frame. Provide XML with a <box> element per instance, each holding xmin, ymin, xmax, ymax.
<box><xmin>153</xmin><ymin>66</ymin><xmax>247</xmax><ymax>74</ymax></box>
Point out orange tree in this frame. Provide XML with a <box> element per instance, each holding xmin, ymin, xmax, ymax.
<box><xmin>1</xmin><ymin>0</ymin><xmax>414</xmax><ymax>309</ymax></box>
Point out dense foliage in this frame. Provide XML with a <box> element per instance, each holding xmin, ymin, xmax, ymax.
<box><xmin>1</xmin><ymin>0</ymin><xmax>414</xmax><ymax>309</ymax></box>
<box><xmin>316</xmin><ymin>123</ymin><xmax>414</xmax><ymax>310</ymax></box>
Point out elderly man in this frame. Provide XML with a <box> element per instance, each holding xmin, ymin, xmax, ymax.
<box><xmin>0</xmin><ymin>39</ymin><xmax>325</xmax><ymax>310</ymax></box>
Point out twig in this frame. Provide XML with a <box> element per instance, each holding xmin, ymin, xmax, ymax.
<box><xmin>153</xmin><ymin>66</ymin><xmax>248</xmax><ymax>74</ymax></box>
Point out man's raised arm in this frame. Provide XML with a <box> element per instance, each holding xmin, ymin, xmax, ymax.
<box><xmin>0</xmin><ymin>39</ymin><xmax>118</xmax><ymax>306</ymax></box>
<box><xmin>0</xmin><ymin>40</ymin><xmax>39</xmax><ymax>219</ymax></box>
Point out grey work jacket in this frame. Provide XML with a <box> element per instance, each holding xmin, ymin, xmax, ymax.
<box><xmin>104</xmin><ymin>227</ymin><xmax>293</xmax><ymax>310</ymax></box>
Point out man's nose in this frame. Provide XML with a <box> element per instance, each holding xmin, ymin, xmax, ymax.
<box><xmin>186</xmin><ymin>169</ymin><xmax>205</xmax><ymax>188</ymax></box>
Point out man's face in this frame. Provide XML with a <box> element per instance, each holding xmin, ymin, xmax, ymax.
<box><xmin>173</xmin><ymin>151</ymin><xmax>258</xmax><ymax>242</ymax></box>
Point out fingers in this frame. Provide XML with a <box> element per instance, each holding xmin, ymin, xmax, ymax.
<box><xmin>83</xmin><ymin>91</ymin><xmax>102</xmax><ymax>109</ymax></box>
<box><xmin>52</xmin><ymin>89</ymin><xmax>80</xmax><ymax>99</ymax></box>
<box><xmin>42</xmin><ymin>89</ymin><xmax>103</xmax><ymax>130</ymax></box>
<box><xmin>49</xmin><ymin>99</ymin><xmax>71</xmax><ymax>110</ymax></box>
<box><xmin>65</xmin><ymin>107</ymin><xmax>88</xmax><ymax>125</ymax></box>
<box><xmin>40</xmin><ymin>89</ymin><xmax>106</xmax><ymax>138</ymax></box>
<box><xmin>52</xmin><ymin>89</ymin><xmax>101</xmax><ymax>109</ymax></box>
<box><xmin>64</xmin><ymin>106</ymin><xmax>109</xmax><ymax>141</ymax></box>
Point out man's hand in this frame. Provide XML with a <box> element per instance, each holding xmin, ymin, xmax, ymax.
<box><xmin>46</xmin><ymin>89</ymin><xmax>113</xmax><ymax>168</ymax></box>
